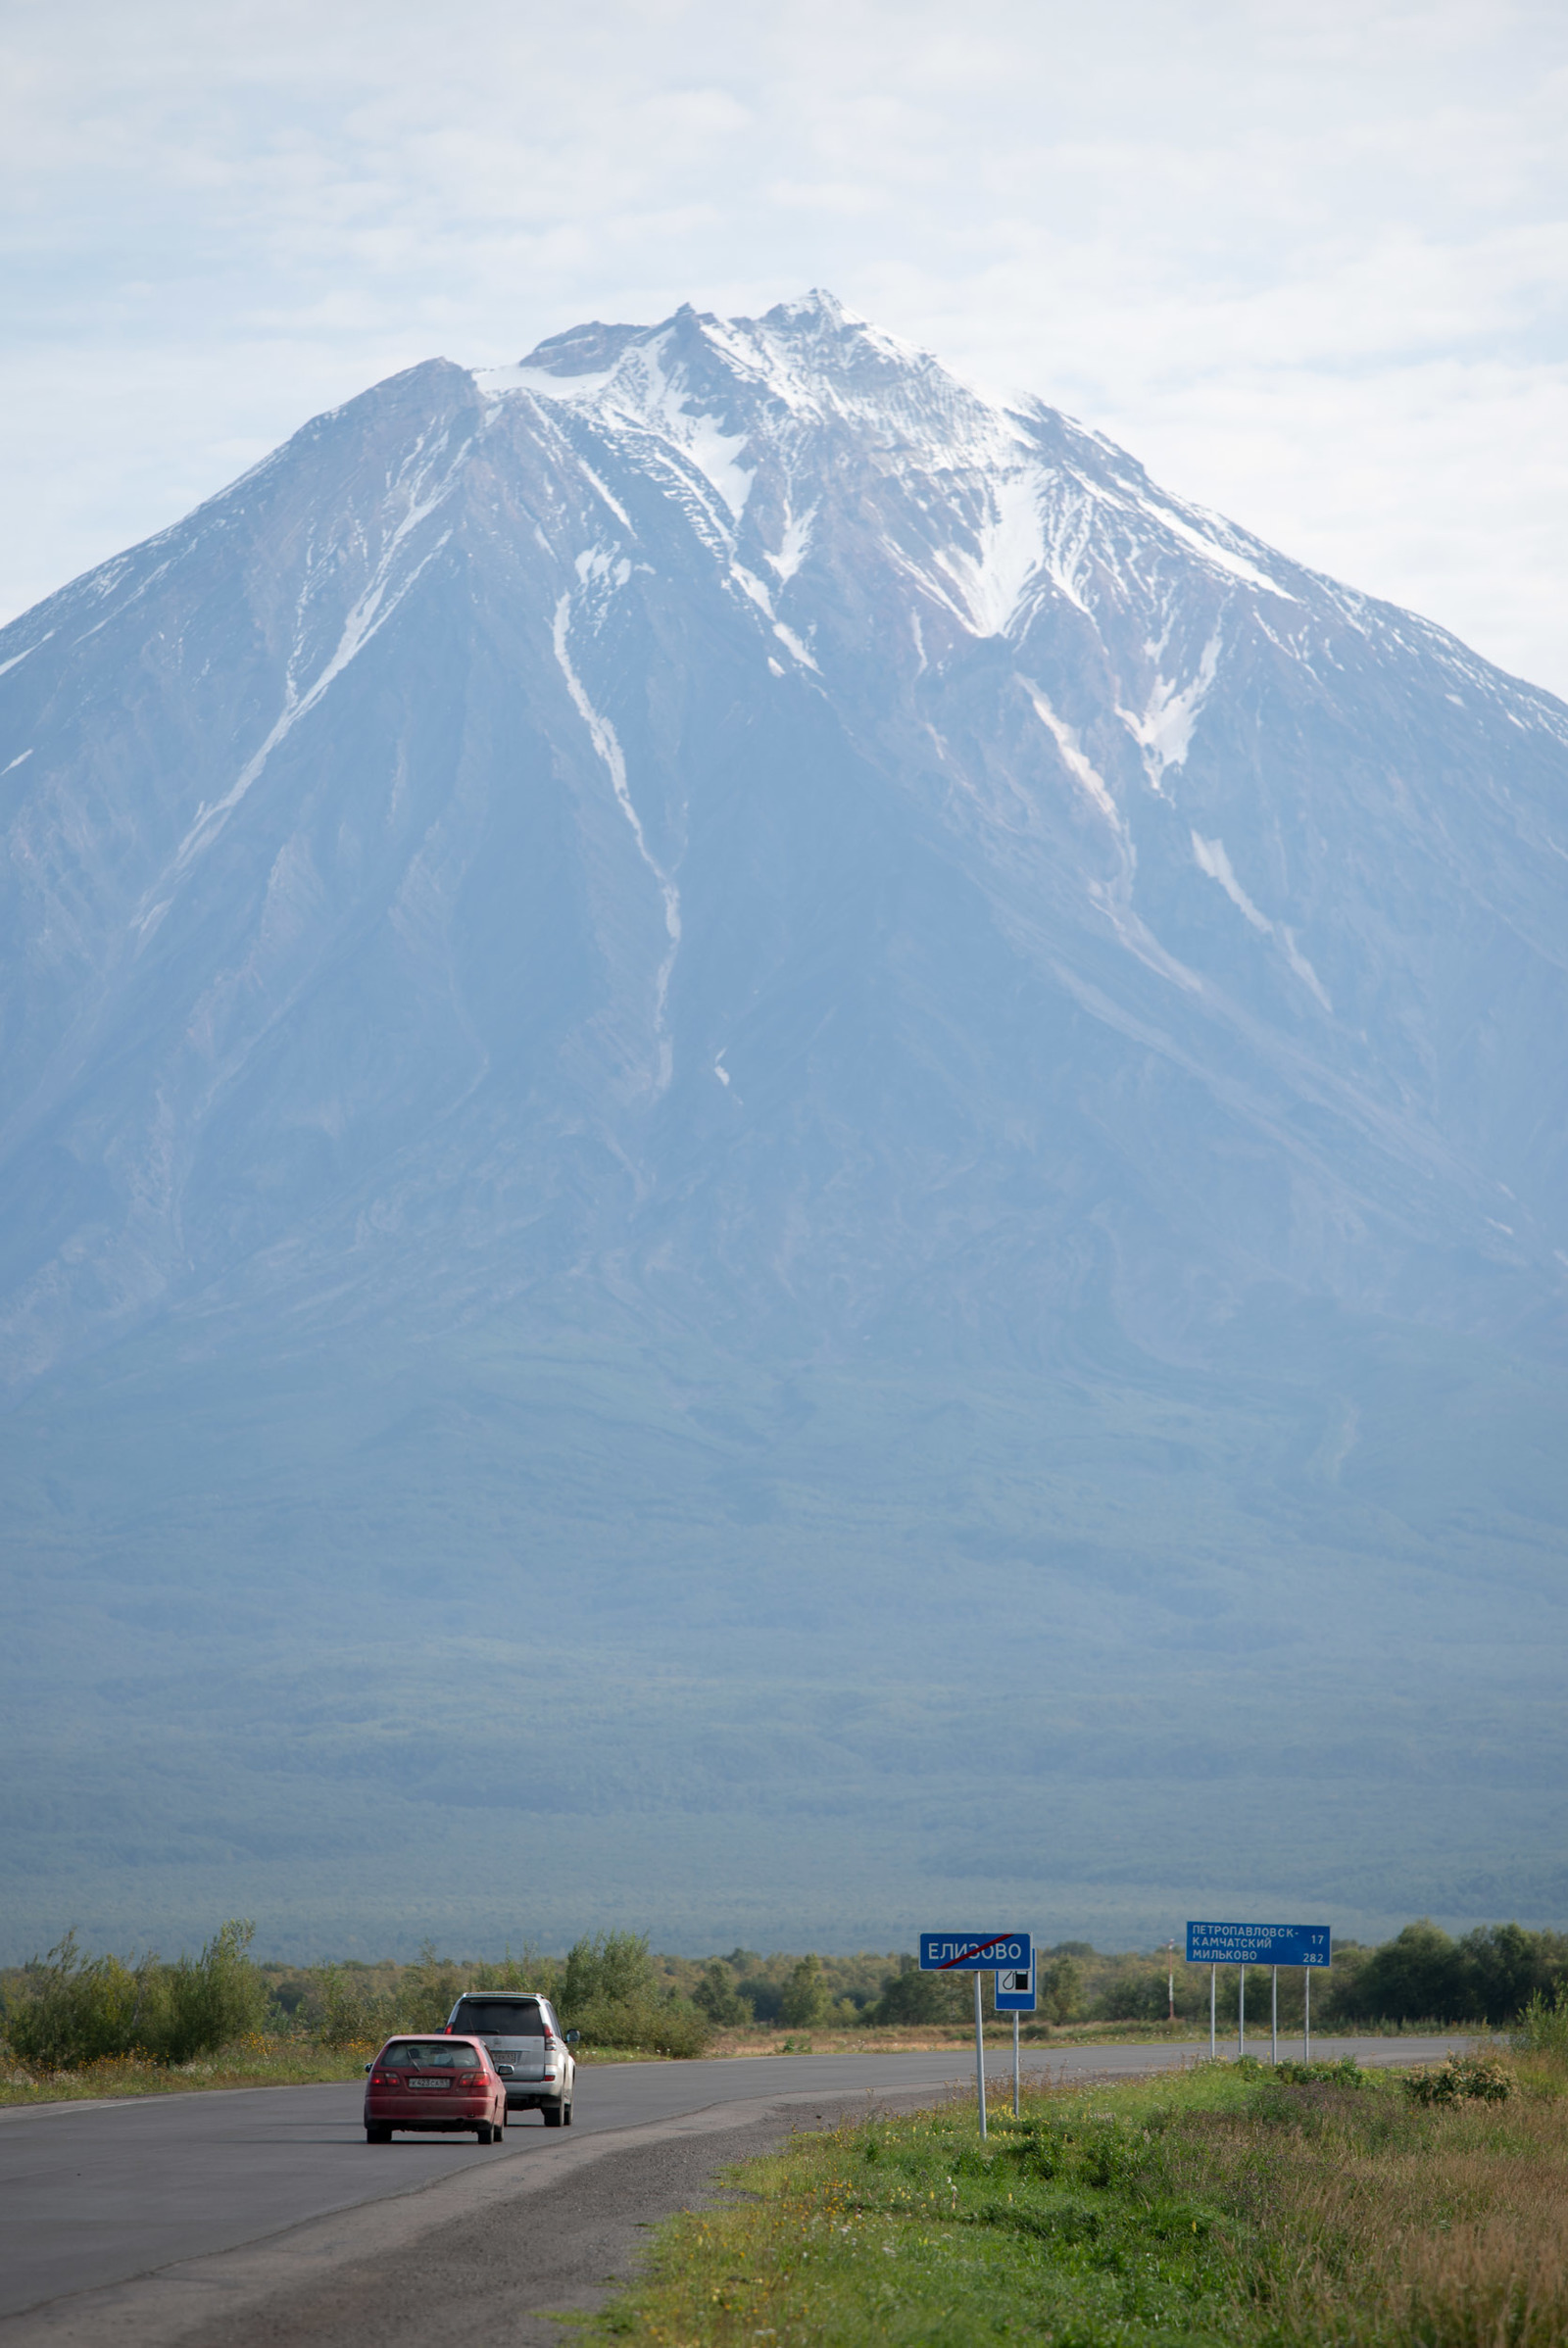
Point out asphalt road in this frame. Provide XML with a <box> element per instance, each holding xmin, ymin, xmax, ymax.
<box><xmin>0</xmin><ymin>2035</ymin><xmax>1472</xmax><ymax>2345</ymax></box>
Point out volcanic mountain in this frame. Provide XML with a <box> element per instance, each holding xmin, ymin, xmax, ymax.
<box><xmin>1</xmin><ymin>293</ymin><xmax>1564</xmax><ymax>1957</ymax></box>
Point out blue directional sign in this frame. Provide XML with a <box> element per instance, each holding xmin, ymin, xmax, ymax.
<box><xmin>919</xmin><ymin>1932</ymin><xmax>1032</xmax><ymax>1973</ymax></box>
<box><xmin>994</xmin><ymin>1964</ymin><xmax>1036</xmax><ymax>2013</ymax></box>
<box><xmin>1186</xmin><ymin>1922</ymin><xmax>1331</xmax><ymax>1967</ymax></box>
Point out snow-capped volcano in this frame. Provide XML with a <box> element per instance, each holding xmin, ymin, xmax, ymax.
<box><xmin>2</xmin><ymin>289</ymin><xmax>1563</xmax><ymax>1386</ymax></box>
<box><xmin>3</xmin><ymin>292</ymin><xmax>1568</xmax><ymax>1954</ymax></box>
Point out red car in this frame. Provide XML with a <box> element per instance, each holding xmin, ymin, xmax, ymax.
<box><xmin>363</xmin><ymin>2034</ymin><xmax>509</xmax><ymax>2142</ymax></box>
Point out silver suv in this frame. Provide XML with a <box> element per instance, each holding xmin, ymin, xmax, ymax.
<box><xmin>445</xmin><ymin>1991</ymin><xmax>577</xmax><ymax>2125</ymax></box>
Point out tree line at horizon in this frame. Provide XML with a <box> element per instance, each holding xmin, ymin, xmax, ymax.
<box><xmin>3</xmin><ymin>1918</ymin><xmax>1565</xmax><ymax>2076</ymax></box>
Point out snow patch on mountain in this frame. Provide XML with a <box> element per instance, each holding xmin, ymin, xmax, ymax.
<box><xmin>0</xmin><ymin>634</ymin><xmax>52</xmax><ymax>680</ymax></box>
<box><xmin>768</xmin><ymin>500</ymin><xmax>816</xmax><ymax>582</ymax></box>
<box><xmin>1193</xmin><ymin>833</ymin><xmax>1332</xmax><ymax>1009</ymax></box>
<box><xmin>1120</xmin><ymin>634</ymin><xmax>1221</xmax><ymax>787</ymax></box>
<box><xmin>1023</xmin><ymin>683</ymin><xmax>1121</xmax><ymax>832</ymax></box>
<box><xmin>731</xmin><ymin>564</ymin><xmax>819</xmax><ymax>669</ymax></box>
<box><xmin>552</xmin><ymin>592</ymin><xmax>681</xmax><ymax>1087</ymax></box>
<box><xmin>1120</xmin><ymin>487</ymin><xmax>1298</xmax><ymax>601</ymax></box>
<box><xmin>934</xmin><ymin>468</ymin><xmax>1048</xmax><ymax>638</ymax></box>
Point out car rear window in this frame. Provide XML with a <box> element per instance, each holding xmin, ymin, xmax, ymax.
<box><xmin>381</xmin><ymin>2041</ymin><xmax>482</xmax><ymax>2070</ymax></box>
<box><xmin>453</xmin><ymin>2000</ymin><xmax>546</xmax><ymax>2036</ymax></box>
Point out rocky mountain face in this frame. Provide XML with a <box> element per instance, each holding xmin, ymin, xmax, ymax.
<box><xmin>2</xmin><ymin>294</ymin><xmax>1565</xmax><ymax>1955</ymax></box>
<box><xmin>3</xmin><ymin>289</ymin><xmax>1565</xmax><ymax>1386</ymax></box>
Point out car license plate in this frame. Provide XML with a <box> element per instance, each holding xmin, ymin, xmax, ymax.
<box><xmin>409</xmin><ymin>2078</ymin><xmax>448</xmax><ymax>2089</ymax></box>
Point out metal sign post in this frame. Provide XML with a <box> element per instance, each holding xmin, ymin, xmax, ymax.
<box><xmin>995</xmin><ymin>1965</ymin><xmax>1035</xmax><ymax>2119</ymax></box>
<box><xmin>1186</xmin><ymin>1923</ymin><xmax>1331</xmax><ymax>2062</ymax></box>
<box><xmin>974</xmin><ymin>1976</ymin><xmax>987</xmax><ymax>2137</ymax></box>
<box><xmin>919</xmin><ymin>1935</ymin><xmax>1032</xmax><ymax>2146</ymax></box>
<box><xmin>1304</xmin><ymin>1964</ymin><xmax>1310</xmax><ymax>2059</ymax></box>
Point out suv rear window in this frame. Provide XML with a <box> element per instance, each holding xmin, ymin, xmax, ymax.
<box><xmin>454</xmin><ymin>2000</ymin><xmax>546</xmax><ymax>2036</ymax></box>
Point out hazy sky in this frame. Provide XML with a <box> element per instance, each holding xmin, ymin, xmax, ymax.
<box><xmin>5</xmin><ymin>0</ymin><xmax>1568</xmax><ymax>690</ymax></box>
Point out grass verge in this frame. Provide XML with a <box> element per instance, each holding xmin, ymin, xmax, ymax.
<box><xmin>592</xmin><ymin>2050</ymin><xmax>1568</xmax><ymax>2344</ymax></box>
<box><xmin>0</xmin><ymin>2035</ymin><xmax>681</xmax><ymax>2104</ymax></box>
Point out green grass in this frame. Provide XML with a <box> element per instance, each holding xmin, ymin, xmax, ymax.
<box><xmin>592</xmin><ymin>2053</ymin><xmax>1568</xmax><ymax>2344</ymax></box>
<box><xmin>0</xmin><ymin>2035</ymin><xmax>373</xmax><ymax>2104</ymax></box>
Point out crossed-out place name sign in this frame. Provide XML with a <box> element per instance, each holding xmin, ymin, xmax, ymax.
<box><xmin>919</xmin><ymin>1933</ymin><xmax>1032</xmax><ymax>1973</ymax></box>
<box><xmin>1185</xmin><ymin>1922</ymin><xmax>1331</xmax><ymax>1967</ymax></box>
<box><xmin>918</xmin><ymin>1935</ymin><xmax>1034</xmax><ymax>2139</ymax></box>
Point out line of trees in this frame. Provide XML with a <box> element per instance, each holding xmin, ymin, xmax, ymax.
<box><xmin>7</xmin><ymin>1916</ymin><xmax>1566</xmax><ymax>2074</ymax></box>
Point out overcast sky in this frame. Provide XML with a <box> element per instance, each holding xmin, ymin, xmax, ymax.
<box><xmin>5</xmin><ymin>0</ymin><xmax>1568</xmax><ymax>691</ymax></box>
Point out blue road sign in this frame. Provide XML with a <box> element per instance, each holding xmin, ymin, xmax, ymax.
<box><xmin>919</xmin><ymin>1932</ymin><xmax>1032</xmax><ymax>1973</ymax></box>
<box><xmin>1186</xmin><ymin>1922</ymin><xmax>1331</xmax><ymax>1967</ymax></box>
<box><xmin>995</xmin><ymin>1965</ymin><xmax>1036</xmax><ymax>2013</ymax></box>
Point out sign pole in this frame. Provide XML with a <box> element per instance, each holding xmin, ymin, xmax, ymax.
<box><xmin>1238</xmin><ymin>1964</ymin><xmax>1245</xmax><ymax>2060</ymax></box>
<box><xmin>1271</xmin><ymin>1966</ymin><xmax>1278</xmax><ymax>2065</ymax></box>
<box><xmin>1304</xmin><ymin>1965</ymin><xmax>1310</xmax><ymax>2060</ymax></box>
<box><xmin>1209</xmin><ymin>1963</ymin><xmax>1215</xmax><ymax>2057</ymax></box>
<box><xmin>974</xmin><ymin>1973</ymin><xmax>988</xmax><ymax>2141</ymax></box>
<box><xmin>1012</xmin><ymin>2010</ymin><xmax>1020</xmax><ymax>2118</ymax></box>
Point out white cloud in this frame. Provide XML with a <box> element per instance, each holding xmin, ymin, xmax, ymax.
<box><xmin>4</xmin><ymin>0</ymin><xmax>1568</xmax><ymax>693</ymax></box>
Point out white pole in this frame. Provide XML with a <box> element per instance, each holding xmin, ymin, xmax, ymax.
<box><xmin>1238</xmin><ymin>1965</ymin><xmax>1245</xmax><ymax>2060</ymax></box>
<box><xmin>1210</xmin><ymin>1964</ymin><xmax>1216</xmax><ymax>2057</ymax></box>
<box><xmin>1304</xmin><ymin>1965</ymin><xmax>1310</xmax><ymax>2060</ymax></box>
<box><xmin>1012</xmin><ymin>2009</ymin><xmax>1020</xmax><ymax>2118</ymax></box>
<box><xmin>1271</xmin><ymin>1966</ymin><xmax>1278</xmax><ymax>2065</ymax></box>
<box><xmin>974</xmin><ymin>1973</ymin><xmax>988</xmax><ymax>2140</ymax></box>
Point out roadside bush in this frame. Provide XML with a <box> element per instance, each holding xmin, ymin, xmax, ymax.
<box><xmin>1404</xmin><ymin>2052</ymin><xmax>1514</xmax><ymax>2106</ymax></box>
<box><xmin>145</xmin><ymin>1921</ymin><xmax>270</xmax><ymax>2063</ymax></box>
<box><xmin>1276</xmin><ymin>2057</ymin><xmax>1366</xmax><ymax>2087</ymax></box>
<box><xmin>560</xmin><ymin>1931</ymin><xmax>710</xmax><ymax>2057</ymax></box>
<box><xmin>307</xmin><ymin>1965</ymin><xmax>402</xmax><ymax>2048</ymax></box>
<box><xmin>5</xmin><ymin>1922</ymin><xmax>267</xmax><ymax>2071</ymax></box>
<box><xmin>1514</xmin><ymin>1981</ymin><xmax>1568</xmax><ymax>2061</ymax></box>
<box><xmin>5</xmin><ymin>1934</ymin><xmax>148</xmax><ymax>2071</ymax></box>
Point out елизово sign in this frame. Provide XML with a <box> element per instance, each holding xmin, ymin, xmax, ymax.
<box><xmin>918</xmin><ymin>1933</ymin><xmax>1032</xmax><ymax>1972</ymax></box>
<box><xmin>1185</xmin><ymin>1923</ymin><xmax>1331</xmax><ymax>1967</ymax></box>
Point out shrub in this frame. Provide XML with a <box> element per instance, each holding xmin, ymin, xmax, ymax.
<box><xmin>4</xmin><ymin>1922</ymin><xmax>267</xmax><ymax>2071</ymax></box>
<box><xmin>5</xmin><ymin>1933</ymin><xmax>149</xmax><ymax>2071</ymax></box>
<box><xmin>143</xmin><ymin>1922</ymin><xmax>270</xmax><ymax>2063</ymax></box>
<box><xmin>308</xmin><ymin>1965</ymin><xmax>401</xmax><ymax>2048</ymax></box>
<box><xmin>1276</xmin><ymin>2057</ymin><xmax>1366</xmax><ymax>2088</ymax></box>
<box><xmin>1513</xmin><ymin>1981</ymin><xmax>1568</xmax><ymax>2061</ymax></box>
<box><xmin>1404</xmin><ymin>2053</ymin><xmax>1514</xmax><ymax>2106</ymax></box>
<box><xmin>560</xmin><ymin>1931</ymin><xmax>710</xmax><ymax>2057</ymax></box>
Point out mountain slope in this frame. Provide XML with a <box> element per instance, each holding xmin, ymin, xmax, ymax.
<box><xmin>3</xmin><ymin>290</ymin><xmax>1565</xmax><ymax>1383</ymax></box>
<box><xmin>0</xmin><ymin>293</ymin><xmax>1565</xmax><ymax>1956</ymax></box>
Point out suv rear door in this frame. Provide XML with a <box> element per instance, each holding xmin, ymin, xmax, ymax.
<box><xmin>449</xmin><ymin>1996</ymin><xmax>547</xmax><ymax>2082</ymax></box>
